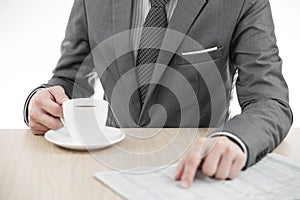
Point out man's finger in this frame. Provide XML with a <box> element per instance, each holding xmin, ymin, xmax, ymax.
<box><xmin>29</xmin><ymin>121</ymin><xmax>49</xmax><ymax>135</ymax></box>
<box><xmin>228</xmin><ymin>155</ymin><xmax>246</xmax><ymax>179</ymax></box>
<box><xmin>35</xmin><ymin>110</ymin><xmax>64</xmax><ymax>130</ymax></box>
<box><xmin>180</xmin><ymin>163</ymin><xmax>198</xmax><ymax>188</ymax></box>
<box><xmin>201</xmin><ymin>142</ymin><xmax>224</xmax><ymax>177</ymax></box>
<box><xmin>48</xmin><ymin>86</ymin><xmax>68</xmax><ymax>105</ymax></box>
<box><xmin>175</xmin><ymin>162</ymin><xmax>184</xmax><ymax>180</ymax></box>
<box><xmin>41</xmin><ymin>99</ymin><xmax>64</xmax><ymax>118</ymax></box>
<box><xmin>180</xmin><ymin>151</ymin><xmax>203</xmax><ymax>188</ymax></box>
<box><xmin>214</xmin><ymin>148</ymin><xmax>234</xmax><ymax>180</ymax></box>
<box><xmin>175</xmin><ymin>138</ymin><xmax>205</xmax><ymax>182</ymax></box>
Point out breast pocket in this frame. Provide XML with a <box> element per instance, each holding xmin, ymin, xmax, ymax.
<box><xmin>177</xmin><ymin>46</ymin><xmax>224</xmax><ymax>65</ymax></box>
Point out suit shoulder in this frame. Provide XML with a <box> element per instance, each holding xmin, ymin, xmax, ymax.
<box><xmin>232</xmin><ymin>0</ymin><xmax>271</xmax><ymax>20</ymax></box>
<box><xmin>242</xmin><ymin>0</ymin><xmax>270</xmax><ymax>11</ymax></box>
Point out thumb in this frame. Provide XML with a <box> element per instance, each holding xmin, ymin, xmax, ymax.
<box><xmin>48</xmin><ymin>86</ymin><xmax>69</xmax><ymax>105</ymax></box>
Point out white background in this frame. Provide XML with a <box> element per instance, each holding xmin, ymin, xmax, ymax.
<box><xmin>0</xmin><ymin>0</ymin><xmax>299</xmax><ymax>129</ymax></box>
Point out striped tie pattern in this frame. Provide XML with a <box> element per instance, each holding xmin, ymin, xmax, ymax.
<box><xmin>136</xmin><ymin>0</ymin><xmax>170</xmax><ymax>105</ymax></box>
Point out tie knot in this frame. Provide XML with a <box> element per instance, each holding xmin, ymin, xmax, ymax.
<box><xmin>150</xmin><ymin>0</ymin><xmax>169</xmax><ymax>7</ymax></box>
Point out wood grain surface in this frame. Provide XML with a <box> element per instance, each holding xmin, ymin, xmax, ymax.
<box><xmin>0</xmin><ymin>128</ymin><xmax>299</xmax><ymax>200</ymax></box>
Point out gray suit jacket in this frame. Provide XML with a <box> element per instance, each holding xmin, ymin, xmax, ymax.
<box><xmin>26</xmin><ymin>0</ymin><xmax>292</xmax><ymax>168</ymax></box>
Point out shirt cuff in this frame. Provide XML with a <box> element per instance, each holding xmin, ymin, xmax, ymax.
<box><xmin>23</xmin><ymin>84</ymin><xmax>51</xmax><ymax>126</ymax></box>
<box><xmin>207</xmin><ymin>131</ymin><xmax>248</xmax><ymax>160</ymax></box>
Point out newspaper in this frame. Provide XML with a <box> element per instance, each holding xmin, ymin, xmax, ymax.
<box><xmin>94</xmin><ymin>154</ymin><xmax>300</xmax><ymax>200</ymax></box>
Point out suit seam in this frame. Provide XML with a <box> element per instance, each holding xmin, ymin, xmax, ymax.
<box><xmin>229</xmin><ymin>0</ymin><xmax>246</xmax><ymax>56</ymax></box>
<box><xmin>82</xmin><ymin>0</ymin><xmax>91</xmax><ymax>46</ymax></box>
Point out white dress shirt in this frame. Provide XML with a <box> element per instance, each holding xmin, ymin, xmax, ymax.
<box><xmin>131</xmin><ymin>0</ymin><xmax>178</xmax><ymax>61</ymax></box>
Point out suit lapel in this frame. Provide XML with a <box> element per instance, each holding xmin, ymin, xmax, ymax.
<box><xmin>111</xmin><ymin>0</ymin><xmax>141</xmax><ymax>125</ymax></box>
<box><xmin>139</xmin><ymin>0</ymin><xmax>208</xmax><ymax>122</ymax></box>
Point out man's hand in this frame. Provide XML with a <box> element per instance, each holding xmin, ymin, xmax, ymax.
<box><xmin>175</xmin><ymin>136</ymin><xmax>246</xmax><ymax>188</ymax></box>
<box><xmin>28</xmin><ymin>86</ymin><xmax>69</xmax><ymax>135</ymax></box>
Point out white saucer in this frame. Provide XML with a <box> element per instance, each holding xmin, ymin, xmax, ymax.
<box><xmin>44</xmin><ymin>127</ymin><xmax>125</xmax><ymax>150</ymax></box>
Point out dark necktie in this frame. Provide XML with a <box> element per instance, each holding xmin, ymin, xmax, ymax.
<box><xmin>136</xmin><ymin>0</ymin><xmax>170</xmax><ymax>105</ymax></box>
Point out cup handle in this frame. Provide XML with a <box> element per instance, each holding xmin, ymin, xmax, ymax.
<box><xmin>60</xmin><ymin>117</ymin><xmax>66</xmax><ymax>126</ymax></box>
<box><xmin>61</xmin><ymin>100</ymin><xmax>70</xmax><ymax>127</ymax></box>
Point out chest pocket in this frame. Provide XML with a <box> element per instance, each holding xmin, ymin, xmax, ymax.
<box><xmin>177</xmin><ymin>46</ymin><xmax>224</xmax><ymax>65</ymax></box>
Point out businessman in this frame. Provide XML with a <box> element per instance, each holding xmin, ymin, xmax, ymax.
<box><xmin>24</xmin><ymin>0</ymin><xmax>292</xmax><ymax>188</ymax></box>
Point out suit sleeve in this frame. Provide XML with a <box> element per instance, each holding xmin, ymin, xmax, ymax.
<box><xmin>221</xmin><ymin>0</ymin><xmax>293</xmax><ymax>168</ymax></box>
<box><xmin>48</xmin><ymin>0</ymin><xmax>96</xmax><ymax>98</ymax></box>
<box><xmin>23</xmin><ymin>0</ymin><xmax>96</xmax><ymax>125</ymax></box>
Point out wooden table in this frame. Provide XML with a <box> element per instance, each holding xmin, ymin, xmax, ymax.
<box><xmin>0</xmin><ymin>128</ymin><xmax>299</xmax><ymax>200</ymax></box>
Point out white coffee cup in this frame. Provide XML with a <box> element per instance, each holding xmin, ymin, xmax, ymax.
<box><xmin>61</xmin><ymin>98</ymin><xmax>109</xmax><ymax>145</ymax></box>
